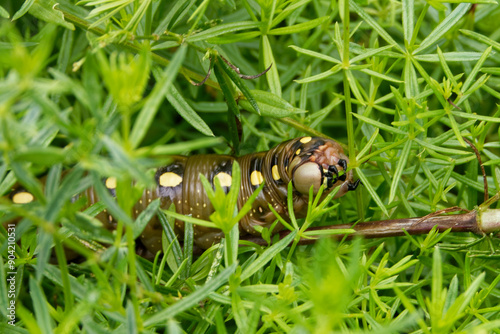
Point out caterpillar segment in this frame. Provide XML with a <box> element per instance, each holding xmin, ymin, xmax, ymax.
<box><xmin>5</xmin><ymin>137</ymin><xmax>359</xmax><ymax>255</ymax></box>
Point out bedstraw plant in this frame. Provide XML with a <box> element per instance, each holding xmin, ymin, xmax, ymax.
<box><xmin>1</xmin><ymin>0</ymin><xmax>500</xmax><ymax>332</ymax></box>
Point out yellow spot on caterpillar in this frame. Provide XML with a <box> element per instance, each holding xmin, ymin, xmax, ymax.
<box><xmin>272</xmin><ymin>165</ymin><xmax>280</xmax><ymax>181</ymax></box>
<box><xmin>203</xmin><ymin>203</ymin><xmax>207</xmax><ymax>208</ymax></box>
<box><xmin>159</xmin><ymin>172</ymin><xmax>182</xmax><ymax>187</ymax></box>
<box><xmin>250</xmin><ymin>171</ymin><xmax>264</xmax><ymax>186</ymax></box>
<box><xmin>215</xmin><ymin>172</ymin><xmax>232</xmax><ymax>187</ymax></box>
<box><xmin>139</xmin><ymin>200</ymin><xmax>143</xmax><ymax>204</ymax></box>
<box><xmin>105</xmin><ymin>177</ymin><xmax>117</xmax><ymax>189</ymax></box>
<box><xmin>178</xmin><ymin>200</ymin><xmax>181</xmax><ymax>204</ymax></box>
<box><xmin>12</xmin><ymin>192</ymin><xmax>34</xmax><ymax>204</ymax></box>
<box><xmin>300</xmin><ymin>136</ymin><xmax>312</xmax><ymax>144</ymax></box>
<box><xmin>258</xmin><ymin>207</ymin><xmax>263</xmax><ymax>213</ymax></box>
<box><xmin>296</xmin><ymin>149</ymin><xmax>301</xmax><ymax>155</ymax></box>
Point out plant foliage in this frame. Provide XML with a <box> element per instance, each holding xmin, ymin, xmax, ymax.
<box><xmin>1</xmin><ymin>0</ymin><xmax>500</xmax><ymax>332</ymax></box>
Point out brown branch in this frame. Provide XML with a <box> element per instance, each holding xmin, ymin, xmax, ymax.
<box><xmin>238</xmin><ymin>210</ymin><xmax>500</xmax><ymax>248</ymax></box>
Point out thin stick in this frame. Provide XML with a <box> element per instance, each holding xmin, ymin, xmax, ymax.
<box><xmin>239</xmin><ymin>211</ymin><xmax>483</xmax><ymax>247</ymax></box>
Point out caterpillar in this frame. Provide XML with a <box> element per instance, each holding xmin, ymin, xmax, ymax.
<box><xmin>6</xmin><ymin>137</ymin><xmax>359</xmax><ymax>255</ymax></box>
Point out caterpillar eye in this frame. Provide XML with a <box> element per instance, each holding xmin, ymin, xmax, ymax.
<box><xmin>292</xmin><ymin>162</ymin><xmax>323</xmax><ymax>195</ymax></box>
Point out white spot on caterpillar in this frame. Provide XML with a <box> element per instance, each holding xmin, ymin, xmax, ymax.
<box><xmin>159</xmin><ymin>172</ymin><xmax>182</xmax><ymax>187</ymax></box>
<box><xmin>203</xmin><ymin>203</ymin><xmax>207</xmax><ymax>208</ymax></box>
<box><xmin>250</xmin><ymin>171</ymin><xmax>264</xmax><ymax>186</ymax></box>
<box><xmin>258</xmin><ymin>207</ymin><xmax>263</xmax><ymax>213</ymax></box>
<box><xmin>300</xmin><ymin>136</ymin><xmax>312</xmax><ymax>144</ymax></box>
<box><xmin>178</xmin><ymin>200</ymin><xmax>181</xmax><ymax>204</ymax></box>
<box><xmin>105</xmin><ymin>177</ymin><xmax>117</xmax><ymax>189</ymax></box>
<box><xmin>12</xmin><ymin>192</ymin><xmax>34</xmax><ymax>204</ymax></box>
<box><xmin>215</xmin><ymin>172</ymin><xmax>232</xmax><ymax>187</ymax></box>
<box><xmin>139</xmin><ymin>200</ymin><xmax>143</xmax><ymax>204</ymax></box>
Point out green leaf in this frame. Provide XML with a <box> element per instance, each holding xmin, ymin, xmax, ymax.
<box><xmin>356</xmin><ymin>168</ymin><xmax>389</xmax><ymax>216</ymax></box>
<box><xmin>289</xmin><ymin>45</ymin><xmax>341</xmax><ymax>64</ymax></box>
<box><xmin>294</xmin><ymin>65</ymin><xmax>341</xmax><ymax>84</ymax></box>
<box><xmin>132</xmin><ymin>199</ymin><xmax>160</xmax><ymax>239</ymax></box>
<box><xmin>28</xmin><ymin>0</ymin><xmax>75</xmax><ymax>30</ymax></box>
<box><xmin>215</xmin><ymin>55</ymin><xmax>260</xmax><ymax>115</ymax></box>
<box><xmin>460</xmin><ymin>29</ymin><xmax>500</xmax><ymax>52</ymax></box>
<box><xmin>130</xmin><ymin>44</ymin><xmax>187</xmax><ymax>148</ymax></box>
<box><xmin>165</xmin><ymin>85</ymin><xmax>214</xmax><ymax>136</ymax></box>
<box><xmin>12</xmin><ymin>147</ymin><xmax>66</xmax><ymax>166</ymax></box>
<box><xmin>268</xmin><ymin>16</ymin><xmax>328</xmax><ymax>35</ymax></box>
<box><xmin>414</xmin><ymin>3</ymin><xmax>471</xmax><ymax>55</ymax></box>
<box><xmin>0</xmin><ymin>5</ymin><xmax>10</xmax><ymax>18</ymax></box>
<box><xmin>240</xmin><ymin>230</ymin><xmax>297</xmax><ymax>281</ymax></box>
<box><xmin>350</xmin><ymin>45</ymin><xmax>395</xmax><ymax>63</ymax></box>
<box><xmin>389</xmin><ymin>139</ymin><xmax>411</xmax><ymax>203</ymax></box>
<box><xmin>213</xmin><ymin>61</ymin><xmax>240</xmax><ymax>152</ymax></box>
<box><xmin>12</xmin><ymin>0</ymin><xmax>35</xmax><ymax>21</ymax></box>
<box><xmin>157</xmin><ymin>210</ymin><xmax>184</xmax><ymax>268</ymax></box>
<box><xmin>29</xmin><ymin>278</ymin><xmax>53</xmax><ymax>333</ymax></box>
<box><xmin>239</xmin><ymin>90</ymin><xmax>307</xmax><ymax>117</ymax></box>
<box><xmin>353</xmin><ymin>114</ymin><xmax>407</xmax><ymax>135</ymax></box>
<box><xmin>349</xmin><ymin>0</ymin><xmax>404</xmax><ymax>53</ymax></box>
<box><xmin>143</xmin><ymin>263</ymin><xmax>237</xmax><ymax>326</ymax></box>
<box><xmin>261</xmin><ymin>35</ymin><xmax>282</xmax><ymax>97</ymax></box>
<box><xmin>187</xmin><ymin>21</ymin><xmax>262</xmax><ymax>42</ymax></box>
<box><xmin>207</xmin><ymin>31</ymin><xmax>262</xmax><ymax>44</ymax></box>
<box><xmin>402</xmin><ymin>0</ymin><xmax>414</xmax><ymax>43</ymax></box>
<box><xmin>414</xmin><ymin>52</ymin><xmax>484</xmax><ymax>62</ymax></box>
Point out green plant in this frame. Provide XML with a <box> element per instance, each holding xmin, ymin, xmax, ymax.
<box><xmin>1</xmin><ymin>0</ymin><xmax>500</xmax><ymax>332</ymax></box>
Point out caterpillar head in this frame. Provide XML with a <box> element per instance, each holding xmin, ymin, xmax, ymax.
<box><xmin>289</xmin><ymin>137</ymin><xmax>359</xmax><ymax>199</ymax></box>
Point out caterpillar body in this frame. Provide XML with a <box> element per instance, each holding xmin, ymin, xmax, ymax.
<box><xmin>7</xmin><ymin>137</ymin><xmax>359</xmax><ymax>254</ymax></box>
